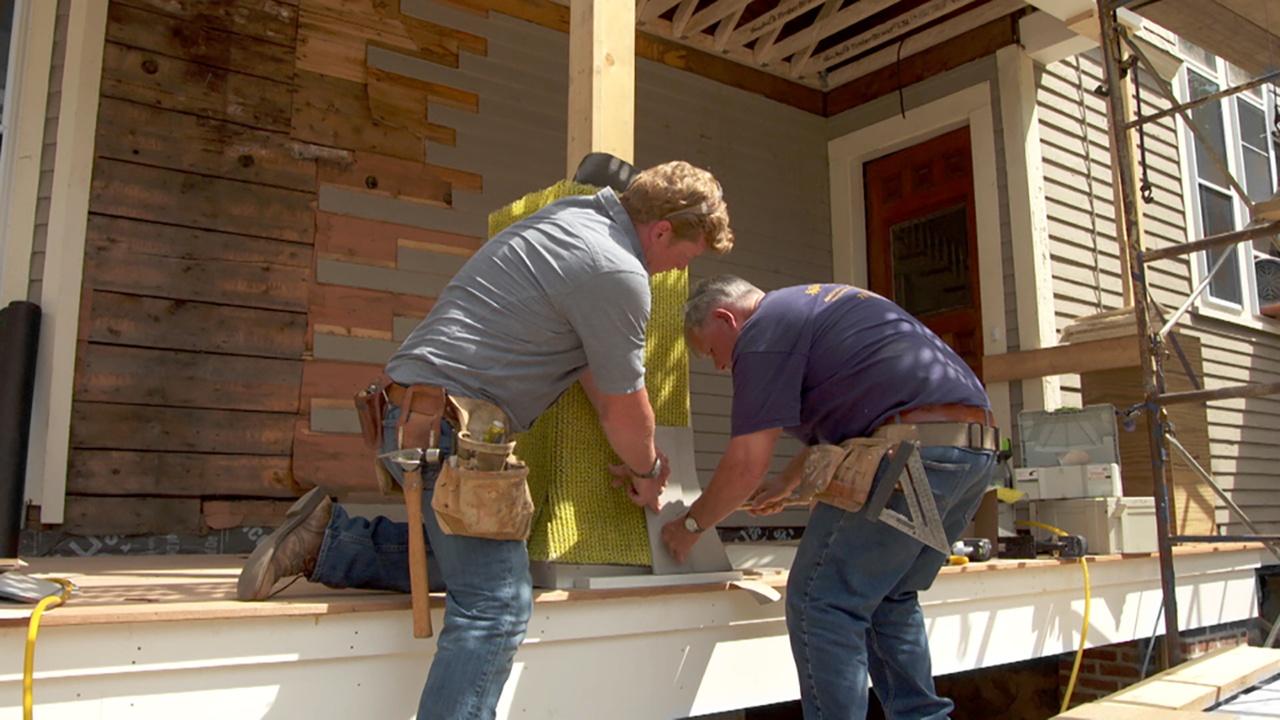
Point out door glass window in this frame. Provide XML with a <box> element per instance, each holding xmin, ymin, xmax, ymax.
<box><xmin>889</xmin><ymin>204</ymin><xmax>971</xmax><ymax>317</ymax></box>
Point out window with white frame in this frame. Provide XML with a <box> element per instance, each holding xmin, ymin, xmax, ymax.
<box><xmin>1178</xmin><ymin>38</ymin><xmax>1280</xmax><ymax>320</ymax></box>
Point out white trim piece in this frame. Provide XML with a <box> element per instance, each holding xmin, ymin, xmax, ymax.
<box><xmin>998</xmin><ymin>46</ymin><xmax>1062</xmax><ymax>412</ymax></box>
<box><xmin>26</xmin><ymin>1</ymin><xmax>109</xmax><ymax>524</ymax></box>
<box><xmin>827</xmin><ymin>82</ymin><xmax>1012</xmax><ymax>431</ymax></box>
<box><xmin>0</xmin><ymin>0</ymin><xmax>57</xmax><ymax>305</ymax></box>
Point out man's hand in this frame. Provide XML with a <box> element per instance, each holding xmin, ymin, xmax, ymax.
<box><xmin>746</xmin><ymin>471</ymin><xmax>802</xmax><ymax>516</ymax></box>
<box><xmin>661</xmin><ymin>516</ymin><xmax>699</xmax><ymax>564</ymax></box>
<box><xmin>608</xmin><ymin>451</ymin><xmax>670</xmax><ymax>512</ymax></box>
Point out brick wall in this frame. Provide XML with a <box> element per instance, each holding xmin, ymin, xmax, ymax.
<box><xmin>1059</xmin><ymin>620</ymin><xmax>1258</xmax><ymax>708</ymax></box>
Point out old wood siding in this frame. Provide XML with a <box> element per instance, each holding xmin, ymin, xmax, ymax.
<box><xmin>1037</xmin><ymin>39</ymin><xmax>1280</xmax><ymax>532</ymax></box>
<box><xmin>26</xmin><ymin>0</ymin><xmax>69</xmax><ymax>302</ymax></box>
<box><xmin>63</xmin><ymin>0</ymin><xmax>830</xmax><ymax>535</ymax></box>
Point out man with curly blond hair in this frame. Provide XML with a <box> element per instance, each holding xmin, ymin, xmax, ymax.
<box><xmin>237</xmin><ymin>160</ymin><xmax>732</xmax><ymax>719</ymax></box>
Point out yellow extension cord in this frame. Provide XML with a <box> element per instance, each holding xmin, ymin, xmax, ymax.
<box><xmin>1018</xmin><ymin>520</ymin><xmax>1092</xmax><ymax>713</ymax></box>
<box><xmin>24</xmin><ymin>578</ymin><xmax>73</xmax><ymax>720</ymax></box>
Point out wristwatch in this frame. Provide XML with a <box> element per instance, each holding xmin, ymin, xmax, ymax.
<box><xmin>631</xmin><ymin>454</ymin><xmax>664</xmax><ymax>480</ymax></box>
<box><xmin>683</xmin><ymin>512</ymin><xmax>705</xmax><ymax>534</ymax></box>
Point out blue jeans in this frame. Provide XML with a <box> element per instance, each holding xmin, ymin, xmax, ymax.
<box><xmin>310</xmin><ymin>405</ymin><xmax>533</xmax><ymax>720</ymax></box>
<box><xmin>786</xmin><ymin>445</ymin><xmax>995</xmax><ymax>720</ymax></box>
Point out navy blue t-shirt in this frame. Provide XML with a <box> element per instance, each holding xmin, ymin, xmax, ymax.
<box><xmin>730</xmin><ymin>284</ymin><xmax>989</xmax><ymax>445</ymax></box>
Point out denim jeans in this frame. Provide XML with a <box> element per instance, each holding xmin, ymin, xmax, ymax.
<box><xmin>310</xmin><ymin>405</ymin><xmax>533</xmax><ymax>720</ymax></box>
<box><xmin>786</xmin><ymin>444</ymin><xmax>996</xmax><ymax>720</ymax></box>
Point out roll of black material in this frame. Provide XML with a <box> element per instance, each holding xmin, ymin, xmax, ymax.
<box><xmin>0</xmin><ymin>301</ymin><xmax>41</xmax><ymax>557</ymax></box>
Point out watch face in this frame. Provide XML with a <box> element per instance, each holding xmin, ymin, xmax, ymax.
<box><xmin>684</xmin><ymin>516</ymin><xmax>700</xmax><ymax>533</ymax></box>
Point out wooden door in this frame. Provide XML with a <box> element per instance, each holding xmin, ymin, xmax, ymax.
<box><xmin>864</xmin><ymin>126</ymin><xmax>984</xmax><ymax>378</ymax></box>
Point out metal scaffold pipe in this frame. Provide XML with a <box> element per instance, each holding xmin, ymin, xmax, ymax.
<box><xmin>1097</xmin><ymin>0</ymin><xmax>1183</xmax><ymax>669</ymax></box>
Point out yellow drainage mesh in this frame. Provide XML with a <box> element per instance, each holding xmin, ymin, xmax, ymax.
<box><xmin>488</xmin><ymin>181</ymin><xmax>690</xmax><ymax>566</ymax></box>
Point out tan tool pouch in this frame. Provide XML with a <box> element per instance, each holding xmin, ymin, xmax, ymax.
<box><xmin>354</xmin><ymin>378</ymin><xmax>389</xmax><ymax>450</ymax></box>
<box><xmin>813</xmin><ymin>438</ymin><xmax>896</xmax><ymax>513</ymax></box>
<box><xmin>431</xmin><ymin>456</ymin><xmax>534</xmax><ymax>541</ymax></box>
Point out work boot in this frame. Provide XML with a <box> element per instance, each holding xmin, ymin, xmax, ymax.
<box><xmin>237</xmin><ymin>487</ymin><xmax>332</xmax><ymax>601</ymax></box>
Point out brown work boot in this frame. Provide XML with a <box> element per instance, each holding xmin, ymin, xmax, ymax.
<box><xmin>237</xmin><ymin>487</ymin><xmax>332</xmax><ymax>601</ymax></box>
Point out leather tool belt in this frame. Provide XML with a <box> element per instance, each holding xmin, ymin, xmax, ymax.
<box><xmin>353</xmin><ymin>377</ymin><xmax>533</xmax><ymax>541</ymax></box>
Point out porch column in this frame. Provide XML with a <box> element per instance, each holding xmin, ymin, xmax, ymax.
<box><xmin>567</xmin><ymin>0</ymin><xmax>635</xmax><ymax>177</ymax></box>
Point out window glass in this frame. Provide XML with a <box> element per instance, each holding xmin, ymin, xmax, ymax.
<box><xmin>1237</xmin><ymin>99</ymin><xmax>1273</xmax><ymax>203</ymax></box>
<box><xmin>1188</xmin><ymin>70</ymin><xmax>1230</xmax><ymax>189</ymax></box>
<box><xmin>1199</xmin><ymin>185</ymin><xmax>1243</xmax><ymax>305</ymax></box>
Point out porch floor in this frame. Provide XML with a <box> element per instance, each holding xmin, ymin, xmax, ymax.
<box><xmin>0</xmin><ymin>542</ymin><xmax>1260</xmax><ymax>628</ymax></box>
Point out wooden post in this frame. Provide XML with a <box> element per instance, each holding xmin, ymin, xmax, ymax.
<box><xmin>567</xmin><ymin>0</ymin><xmax>635</xmax><ymax>178</ymax></box>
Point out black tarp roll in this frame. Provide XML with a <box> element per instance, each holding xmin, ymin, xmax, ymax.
<box><xmin>0</xmin><ymin>301</ymin><xmax>41</xmax><ymax>557</ymax></box>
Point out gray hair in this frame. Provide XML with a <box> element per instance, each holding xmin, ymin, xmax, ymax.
<box><xmin>684</xmin><ymin>275</ymin><xmax>761</xmax><ymax>333</ymax></box>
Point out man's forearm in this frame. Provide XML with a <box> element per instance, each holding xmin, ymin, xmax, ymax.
<box><xmin>689</xmin><ymin>428</ymin><xmax>781</xmax><ymax>527</ymax></box>
<box><xmin>598</xmin><ymin>394</ymin><xmax>658</xmax><ymax>474</ymax></box>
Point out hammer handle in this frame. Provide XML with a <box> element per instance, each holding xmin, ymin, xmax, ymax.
<box><xmin>403</xmin><ymin>468</ymin><xmax>433</xmax><ymax>638</ymax></box>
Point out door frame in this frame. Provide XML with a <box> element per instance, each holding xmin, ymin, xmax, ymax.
<box><xmin>827</xmin><ymin>82</ymin><xmax>1011</xmax><ymax>434</ymax></box>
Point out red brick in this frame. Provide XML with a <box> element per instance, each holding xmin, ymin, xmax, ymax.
<box><xmin>1086</xmin><ymin>648</ymin><xmax>1118</xmax><ymax>662</ymax></box>
<box><xmin>1076</xmin><ymin>676</ymin><xmax>1122</xmax><ymax>693</ymax></box>
<box><xmin>1097</xmin><ymin>662</ymin><xmax>1142</xmax><ymax>679</ymax></box>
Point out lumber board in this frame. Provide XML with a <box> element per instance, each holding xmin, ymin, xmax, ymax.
<box><xmin>366</xmin><ymin>64</ymin><xmax>477</xmax><ymax>130</ymax></box>
<box><xmin>292</xmin><ymin>420</ymin><xmax>379</xmax><ymax>492</ymax></box>
<box><xmin>824</xmin><ymin>16</ymin><xmax>1017</xmax><ymax>115</ymax></box>
<box><xmin>68</xmin><ymin>450</ymin><xmax>296</xmax><ymax>498</ymax></box>
<box><xmin>85</xmin><ymin>223</ymin><xmax>310</xmax><ymax>312</ymax></box>
<box><xmin>106</xmin><ymin>2</ymin><xmax>295</xmax><ymax>81</ymax></box>
<box><xmin>1102</xmin><ymin>645</ymin><xmax>1280</xmax><ymax>712</ymax></box>
<box><xmin>71</xmin><ymin>402</ymin><xmax>295</xmax><ymax>454</ymax></box>
<box><xmin>983</xmin><ymin>336</ymin><xmax>1142</xmax><ymax>383</ymax></box>
<box><xmin>317</xmin><ymin>151</ymin><xmax>453</xmax><ymax>209</ymax></box>
<box><xmin>114</xmin><ymin>0</ymin><xmax>299</xmax><ymax>47</ymax></box>
<box><xmin>300</xmin><ymin>359</ymin><xmax>385</xmax><ymax>402</ymax></box>
<box><xmin>316</xmin><ymin>212</ymin><xmax>480</xmax><ymax>265</ymax></box>
<box><xmin>95</xmin><ymin>98</ymin><xmax>317</xmax><ymax>192</ymax></box>
<box><xmin>296</xmin><ymin>0</ymin><xmax>476</xmax><ymax>84</ymax></box>
<box><xmin>89</xmin><ymin>159</ymin><xmax>314</xmax><ymax>244</ymax></box>
<box><xmin>1056</xmin><ymin>702</ymin><xmax>1241</xmax><ymax>719</ymax></box>
<box><xmin>75</xmin><ymin>344</ymin><xmax>303</xmax><ymax>412</ymax></box>
<box><xmin>292</xmin><ymin>69</ymin><xmax>426</xmax><ymax>162</ymax></box>
<box><xmin>100</xmin><ymin>42</ymin><xmax>292</xmax><ymax>133</ymax></box>
<box><xmin>309</xmin><ymin>283</ymin><xmax>434</xmax><ymax>336</ymax></box>
<box><xmin>371</xmin><ymin>0</ymin><xmax>487</xmax><ymax>56</ymax></box>
<box><xmin>203</xmin><ymin>499</ymin><xmax>296</xmax><ymax>529</ymax></box>
<box><xmin>86</xmin><ymin>215</ymin><xmax>311</xmax><ymax>266</ymax></box>
<box><xmin>60</xmin><ymin>496</ymin><xmax>205</xmax><ymax>536</ymax></box>
<box><xmin>86</xmin><ymin>291</ymin><xmax>306</xmax><ymax>359</ymax></box>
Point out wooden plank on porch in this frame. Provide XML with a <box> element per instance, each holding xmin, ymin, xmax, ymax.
<box><xmin>84</xmin><ymin>216</ymin><xmax>310</xmax><ymax>311</ymax></box>
<box><xmin>95</xmin><ymin>98</ymin><xmax>318</xmax><ymax>192</ymax></box>
<box><xmin>71</xmin><ymin>402</ymin><xmax>295</xmax><ymax>455</ymax></box>
<box><xmin>100</xmin><ymin>42</ymin><xmax>292</xmax><ymax>133</ymax></box>
<box><xmin>114</xmin><ymin>0</ymin><xmax>299</xmax><ymax>47</ymax></box>
<box><xmin>89</xmin><ymin>159</ymin><xmax>314</xmax><ymax>244</ymax></box>
<box><xmin>318</xmin><ymin>152</ymin><xmax>453</xmax><ymax>211</ymax></box>
<box><xmin>106</xmin><ymin>2</ymin><xmax>295</xmax><ymax>80</ymax></box>
<box><xmin>75</xmin><ymin>344</ymin><xmax>303</xmax><ymax>412</ymax></box>
<box><xmin>982</xmin><ymin>336</ymin><xmax>1142</xmax><ymax>383</ymax></box>
<box><xmin>61</xmin><ymin>496</ymin><xmax>204</xmax><ymax>536</ymax></box>
<box><xmin>292</xmin><ymin>69</ymin><xmax>426</xmax><ymax>162</ymax></box>
<box><xmin>67</xmin><ymin>451</ymin><xmax>296</xmax><ymax>498</ymax></box>
<box><xmin>87</xmin><ymin>291</ymin><xmax>306</xmax><ymax>359</ymax></box>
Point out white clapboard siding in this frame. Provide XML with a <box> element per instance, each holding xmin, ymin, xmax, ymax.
<box><xmin>1038</xmin><ymin>38</ymin><xmax>1280</xmax><ymax>533</ymax></box>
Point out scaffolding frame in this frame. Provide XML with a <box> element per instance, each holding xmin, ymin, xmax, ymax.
<box><xmin>1097</xmin><ymin>0</ymin><xmax>1280</xmax><ymax>669</ymax></box>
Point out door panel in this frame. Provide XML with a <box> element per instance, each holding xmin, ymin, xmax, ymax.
<box><xmin>864</xmin><ymin>126</ymin><xmax>983</xmax><ymax>378</ymax></box>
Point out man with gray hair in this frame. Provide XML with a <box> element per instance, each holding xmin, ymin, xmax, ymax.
<box><xmin>663</xmin><ymin>274</ymin><xmax>996</xmax><ymax>720</ymax></box>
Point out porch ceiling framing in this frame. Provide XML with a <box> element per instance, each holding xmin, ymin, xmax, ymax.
<box><xmin>631</xmin><ymin>0</ymin><xmax>1029</xmax><ymax>90</ymax></box>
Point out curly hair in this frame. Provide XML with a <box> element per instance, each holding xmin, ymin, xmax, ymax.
<box><xmin>619</xmin><ymin>161</ymin><xmax>734</xmax><ymax>254</ymax></box>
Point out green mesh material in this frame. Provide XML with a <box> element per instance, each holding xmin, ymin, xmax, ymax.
<box><xmin>488</xmin><ymin>181</ymin><xmax>690</xmax><ymax>566</ymax></box>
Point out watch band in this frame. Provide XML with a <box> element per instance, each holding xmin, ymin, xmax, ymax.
<box><xmin>631</xmin><ymin>454</ymin><xmax>663</xmax><ymax>480</ymax></box>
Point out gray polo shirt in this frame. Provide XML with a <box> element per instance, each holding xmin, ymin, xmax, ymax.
<box><xmin>385</xmin><ymin>188</ymin><xmax>650</xmax><ymax>431</ymax></box>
